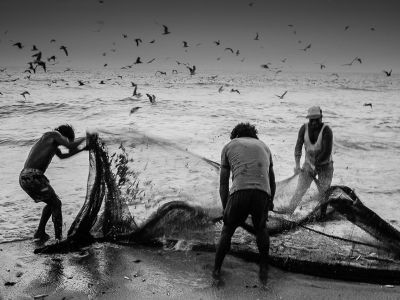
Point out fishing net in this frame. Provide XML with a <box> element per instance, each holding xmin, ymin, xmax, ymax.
<box><xmin>34</xmin><ymin>135</ymin><xmax>400</xmax><ymax>283</ymax></box>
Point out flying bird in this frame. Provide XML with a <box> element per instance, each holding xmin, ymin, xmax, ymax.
<box><xmin>147</xmin><ymin>58</ymin><xmax>156</xmax><ymax>64</ymax></box>
<box><xmin>300</xmin><ymin>43</ymin><xmax>311</xmax><ymax>51</ymax></box>
<box><xmin>162</xmin><ymin>25</ymin><xmax>170</xmax><ymax>35</ymax></box>
<box><xmin>132</xmin><ymin>86</ymin><xmax>142</xmax><ymax>98</ymax></box>
<box><xmin>260</xmin><ymin>63</ymin><xmax>271</xmax><ymax>69</ymax></box>
<box><xmin>344</xmin><ymin>25</ymin><xmax>350</xmax><ymax>31</ymax></box>
<box><xmin>224</xmin><ymin>47</ymin><xmax>234</xmax><ymax>53</ymax></box>
<box><xmin>317</xmin><ymin>63</ymin><xmax>326</xmax><ymax>70</ymax></box>
<box><xmin>134</xmin><ymin>57</ymin><xmax>142</xmax><ymax>64</ymax></box>
<box><xmin>187</xmin><ymin>65</ymin><xmax>196</xmax><ymax>75</ymax></box>
<box><xmin>20</xmin><ymin>91</ymin><xmax>30</xmax><ymax>100</ymax></box>
<box><xmin>31</xmin><ymin>45</ymin><xmax>38</xmax><ymax>51</ymax></box>
<box><xmin>134</xmin><ymin>38</ymin><xmax>142</xmax><ymax>47</ymax></box>
<box><xmin>230</xmin><ymin>89</ymin><xmax>240</xmax><ymax>94</ymax></box>
<box><xmin>254</xmin><ymin>32</ymin><xmax>259</xmax><ymax>40</ymax></box>
<box><xmin>78</xmin><ymin>80</ymin><xmax>85</xmax><ymax>86</ymax></box>
<box><xmin>50</xmin><ymin>39</ymin><xmax>56</xmax><ymax>43</ymax></box>
<box><xmin>214</xmin><ymin>40</ymin><xmax>221</xmax><ymax>46</ymax></box>
<box><xmin>60</xmin><ymin>45</ymin><xmax>68</xmax><ymax>56</ymax></box>
<box><xmin>275</xmin><ymin>90</ymin><xmax>287</xmax><ymax>99</ymax></box>
<box><xmin>146</xmin><ymin>93</ymin><xmax>156</xmax><ymax>104</ymax></box>
<box><xmin>149</xmin><ymin>39</ymin><xmax>156</xmax><ymax>44</ymax></box>
<box><xmin>122</xmin><ymin>34</ymin><xmax>128</xmax><ymax>38</ymax></box>
<box><xmin>363</xmin><ymin>103</ymin><xmax>372</xmax><ymax>109</ymax></box>
<box><xmin>13</xmin><ymin>42</ymin><xmax>23</xmax><ymax>49</ymax></box>
<box><xmin>130</xmin><ymin>106</ymin><xmax>141</xmax><ymax>114</ymax></box>
<box><xmin>383</xmin><ymin>69</ymin><xmax>392</xmax><ymax>77</ymax></box>
<box><xmin>182</xmin><ymin>41</ymin><xmax>189</xmax><ymax>48</ymax></box>
<box><xmin>47</xmin><ymin>55</ymin><xmax>56</xmax><ymax>62</ymax></box>
<box><xmin>155</xmin><ymin>71</ymin><xmax>167</xmax><ymax>75</ymax></box>
<box><xmin>218</xmin><ymin>86</ymin><xmax>224</xmax><ymax>93</ymax></box>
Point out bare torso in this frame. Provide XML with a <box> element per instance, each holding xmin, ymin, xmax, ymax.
<box><xmin>24</xmin><ymin>132</ymin><xmax>59</xmax><ymax>173</ymax></box>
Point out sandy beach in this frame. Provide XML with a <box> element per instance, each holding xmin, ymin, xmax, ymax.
<box><xmin>1</xmin><ymin>240</ymin><xmax>399</xmax><ymax>300</ymax></box>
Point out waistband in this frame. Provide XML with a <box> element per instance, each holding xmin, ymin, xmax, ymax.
<box><xmin>20</xmin><ymin>168</ymin><xmax>44</xmax><ymax>176</ymax></box>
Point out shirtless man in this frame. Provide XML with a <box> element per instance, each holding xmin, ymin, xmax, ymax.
<box><xmin>213</xmin><ymin>123</ymin><xmax>276</xmax><ymax>280</ymax></box>
<box><xmin>19</xmin><ymin>124</ymin><xmax>93</xmax><ymax>241</ymax></box>
<box><xmin>282</xmin><ymin>106</ymin><xmax>333</xmax><ymax>215</ymax></box>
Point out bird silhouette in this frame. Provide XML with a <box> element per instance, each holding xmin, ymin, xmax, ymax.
<box><xmin>132</xmin><ymin>86</ymin><xmax>142</xmax><ymax>98</ymax></box>
<box><xmin>31</xmin><ymin>45</ymin><xmax>38</xmax><ymax>51</ymax></box>
<box><xmin>134</xmin><ymin>57</ymin><xmax>142</xmax><ymax>64</ymax></box>
<box><xmin>146</xmin><ymin>93</ymin><xmax>156</xmax><ymax>104</ymax></box>
<box><xmin>300</xmin><ymin>43</ymin><xmax>311</xmax><ymax>51</ymax></box>
<box><xmin>363</xmin><ymin>103</ymin><xmax>372</xmax><ymax>109</ymax></box>
<box><xmin>36</xmin><ymin>60</ymin><xmax>47</xmax><ymax>72</ymax></box>
<box><xmin>130</xmin><ymin>106</ymin><xmax>141</xmax><ymax>114</ymax></box>
<box><xmin>224</xmin><ymin>47</ymin><xmax>234</xmax><ymax>53</ymax></box>
<box><xmin>260</xmin><ymin>63</ymin><xmax>271</xmax><ymax>69</ymax></box>
<box><xmin>147</xmin><ymin>58</ymin><xmax>156</xmax><ymax>64</ymax></box>
<box><xmin>134</xmin><ymin>38</ymin><xmax>142</xmax><ymax>47</ymax></box>
<box><xmin>316</xmin><ymin>63</ymin><xmax>326</xmax><ymax>70</ymax></box>
<box><xmin>60</xmin><ymin>46</ymin><xmax>68</xmax><ymax>56</ymax></box>
<box><xmin>149</xmin><ymin>39</ymin><xmax>156</xmax><ymax>44</ymax></box>
<box><xmin>20</xmin><ymin>91</ymin><xmax>30</xmax><ymax>100</ymax></box>
<box><xmin>117</xmin><ymin>75</ymin><xmax>123</xmax><ymax>79</ymax></box>
<box><xmin>182</xmin><ymin>41</ymin><xmax>189</xmax><ymax>48</ymax></box>
<box><xmin>281</xmin><ymin>58</ymin><xmax>287</xmax><ymax>63</ymax></box>
<box><xmin>99</xmin><ymin>80</ymin><xmax>106</xmax><ymax>84</ymax></box>
<box><xmin>383</xmin><ymin>69</ymin><xmax>392</xmax><ymax>77</ymax></box>
<box><xmin>275</xmin><ymin>90</ymin><xmax>287</xmax><ymax>99</ymax></box>
<box><xmin>218</xmin><ymin>86</ymin><xmax>224</xmax><ymax>93</ymax></box>
<box><xmin>235</xmin><ymin>50</ymin><xmax>240</xmax><ymax>56</ymax></box>
<box><xmin>50</xmin><ymin>39</ymin><xmax>56</xmax><ymax>43</ymax></box>
<box><xmin>32</xmin><ymin>51</ymin><xmax>42</xmax><ymax>61</ymax></box>
<box><xmin>344</xmin><ymin>25</ymin><xmax>350</xmax><ymax>31</ymax></box>
<box><xmin>214</xmin><ymin>40</ymin><xmax>221</xmax><ymax>46</ymax></box>
<box><xmin>155</xmin><ymin>71</ymin><xmax>167</xmax><ymax>75</ymax></box>
<box><xmin>78</xmin><ymin>80</ymin><xmax>85</xmax><ymax>86</ymax></box>
<box><xmin>230</xmin><ymin>89</ymin><xmax>240</xmax><ymax>94</ymax></box>
<box><xmin>187</xmin><ymin>65</ymin><xmax>196</xmax><ymax>75</ymax></box>
<box><xmin>122</xmin><ymin>34</ymin><xmax>128</xmax><ymax>38</ymax></box>
<box><xmin>13</xmin><ymin>42</ymin><xmax>23</xmax><ymax>49</ymax></box>
<box><xmin>131</xmin><ymin>82</ymin><xmax>137</xmax><ymax>87</ymax></box>
<box><xmin>254</xmin><ymin>32</ymin><xmax>259</xmax><ymax>40</ymax></box>
<box><xmin>47</xmin><ymin>55</ymin><xmax>56</xmax><ymax>62</ymax></box>
<box><xmin>162</xmin><ymin>25</ymin><xmax>170</xmax><ymax>35</ymax></box>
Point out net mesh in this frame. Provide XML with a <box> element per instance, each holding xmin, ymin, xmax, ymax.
<box><xmin>33</xmin><ymin>135</ymin><xmax>400</xmax><ymax>282</ymax></box>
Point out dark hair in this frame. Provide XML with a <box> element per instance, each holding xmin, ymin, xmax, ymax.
<box><xmin>230</xmin><ymin>122</ymin><xmax>258</xmax><ymax>140</ymax></box>
<box><xmin>55</xmin><ymin>124</ymin><xmax>75</xmax><ymax>141</ymax></box>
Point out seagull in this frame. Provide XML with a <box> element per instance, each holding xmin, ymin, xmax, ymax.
<box><xmin>254</xmin><ymin>32</ymin><xmax>259</xmax><ymax>40</ymax></box>
<box><xmin>13</xmin><ymin>42</ymin><xmax>23</xmax><ymax>49</ymax></box>
<box><xmin>172</xmin><ymin>69</ymin><xmax>178</xmax><ymax>74</ymax></box>
<box><xmin>36</xmin><ymin>60</ymin><xmax>47</xmax><ymax>72</ymax></box>
<box><xmin>230</xmin><ymin>89</ymin><xmax>240</xmax><ymax>94</ymax></box>
<box><xmin>99</xmin><ymin>80</ymin><xmax>106</xmax><ymax>84</ymax></box>
<box><xmin>214</xmin><ymin>40</ymin><xmax>221</xmax><ymax>46</ymax></box>
<box><xmin>60</xmin><ymin>45</ymin><xmax>68</xmax><ymax>56</ymax></box>
<box><xmin>363</xmin><ymin>103</ymin><xmax>372</xmax><ymax>109</ymax></box>
<box><xmin>130</xmin><ymin>106</ymin><xmax>141</xmax><ymax>114</ymax></box>
<box><xmin>20</xmin><ymin>91</ymin><xmax>30</xmax><ymax>100</ymax></box>
<box><xmin>187</xmin><ymin>65</ymin><xmax>196</xmax><ymax>75</ymax></box>
<box><xmin>117</xmin><ymin>75</ymin><xmax>123</xmax><ymax>79</ymax></box>
<box><xmin>162</xmin><ymin>25</ymin><xmax>170</xmax><ymax>35</ymax></box>
<box><xmin>182</xmin><ymin>41</ymin><xmax>189</xmax><ymax>48</ymax></box>
<box><xmin>218</xmin><ymin>86</ymin><xmax>224</xmax><ymax>93</ymax></box>
<box><xmin>50</xmin><ymin>39</ymin><xmax>56</xmax><ymax>43</ymax></box>
<box><xmin>78</xmin><ymin>80</ymin><xmax>85</xmax><ymax>86</ymax></box>
<box><xmin>134</xmin><ymin>38</ymin><xmax>142</xmax><ymax>47</ymax></box>
<box><xmin>235</xmin><ymin>50</ymin><xmax>240</xmax><ymax>56</ymax></box>
<box><xmin>224</xmin><ymin>47</ymin><xmax>234</xmax><ymax>53</ymax></box>
<box><xmin>132</xmin><ymin>86</ymin><xmax>142</xmax><ymax>98</ymax></box>
<box><xmin>149</xmin><ymin>39</ymin><xmax>156</xmax><ymax>44</ymax></box>
<box><xmin>47</xmin><ymin>55</ymin><xmax>56</xmax><ymax>62</ymax></box>
<box><xmin>147</xmin><ymin>58</ymin><xmax>156</xmax><ymax>64</ymax></box>
<box><xmin>275</xmin><ymin>90</ymin><xmax>287</xmax><ymax>99</ymax></box>
<box><xmin>260</xmin><ymin>63</ymin><xmax>271</xmax><ymax>69</ymax></box>
<box><xmin>300</xmin><ymin>43</ymin><xmax>311</xmax><ymax>51</ymax></box>
<box><xmin>344</xmin><ymin>25</ymin><xmax>350</xmax><ymax>31</ymax></box>
<box><xmin>122</xmin><ymin>34</ymin><xmax>128</xmax><ymax>38</ymax></box>
<box><xmin>31</xmin><ymin>45</ymin><xmax>38</xmax><ymax>51</ymax></box>
<box><xmin>134</xmin><ymin>57</ymin><xmax>142</xmax><ymax>64</ymax></box>
<box><xmin>383</xmin><ymin>69</ymin><xmax>392</xmax><ymax>77</ymax></box>
<box><xmin>317</xmin><ymin>63</ymin><xmax>326</xmax><ymax>70</ymax></box>
<box><xmin>146</xmin><ymin>93</ymin><xmax>156</xmax><ymax>104</ymax></box>
<box><xmin>155</xmin><ymin>71</ymin><xmax>167</xmax><ymax>75</ymax></box>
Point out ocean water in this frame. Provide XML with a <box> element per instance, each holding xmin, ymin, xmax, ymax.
<box><xmin>1</xmin><ymin>69</ymin><xmax>400</xmax><ymax>243</ymax></box>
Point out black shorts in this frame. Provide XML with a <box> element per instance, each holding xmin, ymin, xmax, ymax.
<box><xmin>223</xmin><ymin>189</ymin><xmax>270</xmax><ymax>231</ymax></box>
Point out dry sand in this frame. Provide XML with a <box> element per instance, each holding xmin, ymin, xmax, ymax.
<box><xmin>1</xmin><ymin>240</ymin><xmax>399</xmax><ymax>300</ymax></box>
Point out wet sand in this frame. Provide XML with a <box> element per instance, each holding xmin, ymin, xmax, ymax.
<box><xmin>1</xmin><ymin>240</ymin><xmax>399</xmax><ymax>300</ymax></box>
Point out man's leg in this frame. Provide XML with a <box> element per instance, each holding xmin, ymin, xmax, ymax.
<box><xmin>317</xmin><ymin>163</ymin><xmax>334</xmax><ymax>217</ymax></box>
<box><xmin>51</xmin><ymin>196</ymin><xmax>63</xmax><ymax>240</ymax></box>
<box><xmin>34</xmin><ymin>204</ymin><xmax>52</xmax><ymax>239</ymax></box>
<box><xmin>285</xmin><ymin>170</ymin><xmax>313</xmax><ymax>214</ymax></box>
<box><xmin>213</xmin><ymin>224</ymin><xmax>236</xmax><ymax>277</ymax></box>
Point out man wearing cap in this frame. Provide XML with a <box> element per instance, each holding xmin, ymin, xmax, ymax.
<box><xmin>283</xmin><ymin>106</ymin><xmax>333</xmax><ymax>216</ymax></box>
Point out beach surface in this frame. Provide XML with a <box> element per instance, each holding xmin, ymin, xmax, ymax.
<box><xmin>1</xmin><ymin>240</ymin><xmax>399</xmax><ymax>300</ymax></box>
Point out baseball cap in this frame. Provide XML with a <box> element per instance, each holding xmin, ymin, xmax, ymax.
<box><xmin>306</xmin><ymin>106</ymin><xmax>322</xmax><ymax>119</ymax></box>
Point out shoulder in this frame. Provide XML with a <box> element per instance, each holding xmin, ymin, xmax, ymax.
<box><xmin>322</xmin><ymin>124</ymin><xmax>333</xmax><ymax>137</ymax></box>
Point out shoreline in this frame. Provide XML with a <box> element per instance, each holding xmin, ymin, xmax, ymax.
<box><xmin>1</xmin><ymin>239</ymin><xmax>399</xmax><ymax>300</ymax></box>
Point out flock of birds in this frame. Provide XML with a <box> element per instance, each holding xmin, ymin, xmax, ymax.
<box><xmin>0</xmin><ymin>19</ymin><xmax>395</xmax><ymax>112</ymax></box>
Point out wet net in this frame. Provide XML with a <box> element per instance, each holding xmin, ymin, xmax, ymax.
<box><xmin>35</xmin><ymin>135</ymin><xmax>400</xmax><ymax>283</ymax></box>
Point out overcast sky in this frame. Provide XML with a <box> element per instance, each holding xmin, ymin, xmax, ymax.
<box><xmin>0</xmin><ymin>0</ymin><xmax>399</xmax><ymax>73</ymax></box>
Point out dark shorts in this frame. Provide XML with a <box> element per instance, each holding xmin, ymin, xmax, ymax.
<box><xmin>223</xmin><ymin>189</ymin><xmax>270</xmax><ymax>231</ymax></box>
<box><xmin>19</xmin><ymin>168</ymin><xmax>59</xmax><ymax>204</ymax></box>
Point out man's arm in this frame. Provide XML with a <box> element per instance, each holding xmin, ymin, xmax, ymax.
<box><xmin>53</xmin><ymin>132</ymin><xmax>86</xmax><ymax>150</ymax></box>
<box><xmin>294</xmin><ymin>124</ymin><xmax>305</xmax><ymax>172</ymax></box>
<box><xmin>55</xmin><ymin>146</ymin><xmax>87</xmax><ymax>159</ymax></box>
<box><xmin>269</xmin><ymin>154</ymin><xmax>276</xmax><ymax>201</ymax></box>
<box><xmin>315</xmin><ymin>126</ymin><xmax>333</xmax><ymax>165</ymax></box>
<box><xmin>219</xmin><ymin>166</ymin><xmax>230</xmax><ymax>210</ymax></box>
